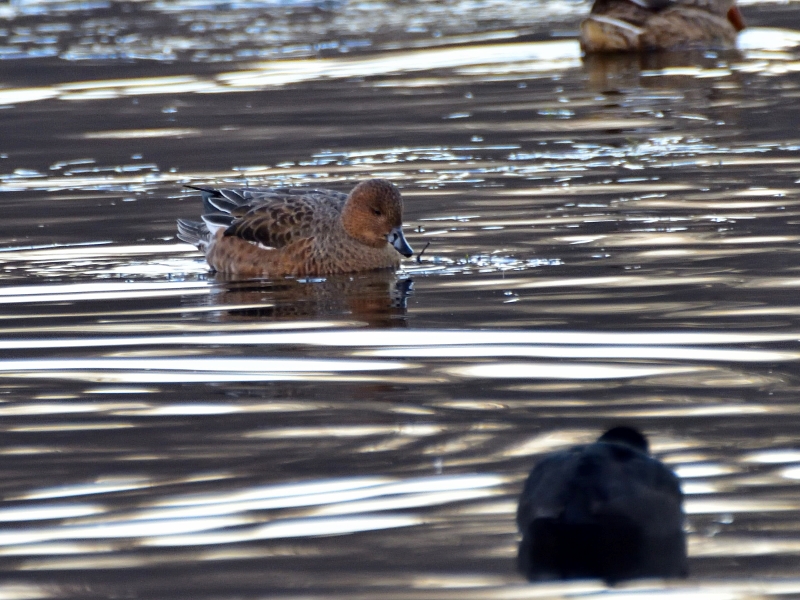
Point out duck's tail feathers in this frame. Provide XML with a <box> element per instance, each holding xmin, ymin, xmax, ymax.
<box><xmin>185</xmin><ymin>185</ymin><xmax>251</xmax><ymax>215</ymax></box>
<box><xmin>177</xmin><ymin>218</ymin><xmax>211</xmax><ymax>251</ymax></box>
<box><xmin>183</xmin><ymin>184</ymin><xmax>215</xmax><ymax>193</ymax></box>
<box><xmin>184</xmin><ymin>185</ymin><xmax>225</xmax><ymax>215</ymax></box>
<box><xmin>203</xmin><ymin>212</ymin><xmax>233</xmax><ymax>234</ymax></box>
<box><xmin>205</xmin><ymin>194</ymin><xmax>239</xmax><ymax>214</ymax></box>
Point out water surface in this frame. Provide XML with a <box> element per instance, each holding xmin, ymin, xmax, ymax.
<box><xmin>2</xmin><ymin>0</ymin><xmax>800</xmax><ymax>597</ymax></box>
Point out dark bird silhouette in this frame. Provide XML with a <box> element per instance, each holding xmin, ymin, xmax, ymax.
<box><xmin>516</xmin><ymin>426</ymin><xmax>687</xmax><ymax>583</ymax></box>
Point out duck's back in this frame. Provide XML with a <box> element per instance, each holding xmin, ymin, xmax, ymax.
<box><xmin>215</xmin><ymin>187</ymin><xmax>347</xmax><ymax>248</ymax></box>
<box><xmin>516</xmin><ymin>442</ymin><xmax>687</xmax><ymax>582</ymax></box>
<box><xmin>581</xmin><ymin>0</ymin><xmax>740</xmax><ymax>51</ymax></box>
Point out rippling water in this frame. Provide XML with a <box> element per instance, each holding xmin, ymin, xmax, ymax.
<box><xmin>2</xmin><ymin>0</ymin><xmax>800</xmax><ymax>597</ymax></box>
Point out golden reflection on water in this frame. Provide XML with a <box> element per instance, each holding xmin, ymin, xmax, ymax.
<box><xmin>143</xmin><ymin>515</ymin><xmax>424</xmax><ymax>547</ymax></box>
<box><xmin>0</xmin><ymin>325</ymin><xmax>796</xmax><ymax>396</ymax></box>
<box><xmin>0</xmin><ymin>40</ymin><xmax>580</xmax><ymax>110</ymax></box>
<box><xmin>0</xmin><ymin>474</ymin><xmax>504</xmax><ymax>557</ymax></box>
<box><xmin>502</xmin><ymin>430</ymin><xmax>594</xmax><ymax>457</ymax></box>
<box><xmin>219</xmin><ymin>41</ymin><xmax>581</xmax><ymax>87</ymax></box>
<box><xmin>83</xmin><ymin>128</ymin><xmax>203</xmax><ymax>139</ymax></box>
<box><xmin>443</xmin><ymin>362</ymin><xmax>704</xmax><ymax>380</ymax></box>
<box><xmin>0</xmin><ymin>28</ymin><xmax>792</xmax><ymax>118</ymax></box>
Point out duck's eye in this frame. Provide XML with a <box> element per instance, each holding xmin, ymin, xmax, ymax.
<box><xmin>372</xmin><ymin>208</ymin><xmax>382</xmax><ymax>216</ymax></box>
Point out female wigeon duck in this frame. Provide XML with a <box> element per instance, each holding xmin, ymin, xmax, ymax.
<box><xmin>177</xmin><ymin>179</ymin><xmax>413</xmax><ymax>277</ymax></box>
<box><xmin>516</xmin><ymin>426</ymin><xmax>687</xmax><ymax>583</ymax></box>
<box><xmin>580</xmin><ymin>0</ymin><xmax>745</xmax><ymax>52</ymax></box>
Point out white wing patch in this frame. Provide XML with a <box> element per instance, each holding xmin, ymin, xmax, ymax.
<box><xmin>587</xmin><ymin>14</ymin><xmax>646</xmax><ymax>35</ymax></box>
<box><xmin>201</xmin><ymin>214</ymin><xmax>229</xmax><ymax>237</ymax></box>
<box><xmin>249</xmin><ymin>240</ymin><xmax>276</xmax><ymax>251</ymax></box>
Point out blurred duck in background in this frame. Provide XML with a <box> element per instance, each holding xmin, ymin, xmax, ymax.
<box><xmin>580</xmin><ymin>0</ymin><xmax>745</xmax><ymax>52</ymax></box>
<box><xmin>516</xmin><ymin>426</ymin><xmax>688</xmax><ymax>583</ymax></box>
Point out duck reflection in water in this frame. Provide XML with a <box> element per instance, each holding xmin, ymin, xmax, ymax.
<box><xmin>580</xmin><ymin>0</ymin><xmax>745</xmax><ymax>53</ymax></box>
<box><xmin>581</xmin><ymin>47</ymin><xmax>745</xmax><ymax>92</ymax></box>
<box><xmin>516</xmin><ymin>426</ymin><xmax>687</xmax><ymax>583</ymax></box>
<box><xmin>190</xmin><ymin>271</ymin><xmax>413</xmax><ymax>328</ymax></box>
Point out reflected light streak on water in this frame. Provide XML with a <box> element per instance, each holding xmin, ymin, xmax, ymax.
<box><xmin>737</xmin><ymin>28</ymin><xmax>800</xmax><ymax>51</ymax></box>
<box><xmin>82</xmin><ymin>128</ymin><xmax>203</xmax><ymax>139</ymax></box>
<box><xmin>0</xmin><ymin>41</ymin><xmax>582</xmax><ymax>109</ymax></box>
<box><xmin>151</xmin><ymin>477</ymin><xmax>396</xmax><ymax>507</ymax></box>
<box><xmin>0</xmin><ymin>584</ymin><xmax>54</xmax><ymax>600</ymax></box>
<box><xmin>443</xmin><ymin>362</ymin><xmax>704</xmax><ymax>380</ymax></box>
<box><xmin>686</xmin><ymin>498</ymin><xmax>800</xmax><ymax>514</ymax></box>
<box><xmin>307</xmin><ymin>489</ymin><xmax>501</xmax><ymax>517</ymax></box>
<box><xmin>0</xmin><ymin>505</ymin><xmax>102</xmax><ymax>522</ymax></box>
<box><xmin>0</xmin><ymin>402</ymin><xmax>129</xmax><ymax>416</ymax></box>
<box><xmin>781</xmin><ymin>467</ymin><xmax>800</xmax><ymax>480</ymax></box>
<box><xmin>246</xmin><ymin>424</ymin><xmax>445</xmax><ymax>440</ymax></box>
<box><xmin>0</xmin><ymin>277</ymin><xmax>207</xmax><ymax>298</ymax></box>
<box><xmin>0</xmin><ymin>329</ymin><xmax>798</xmax><ymax>351</ymax></box>
<box><xmin>16</xmin><ymin>478</ymin><xmax>153</xmax><ymax>501</ymax></box>
<box><xmin>0</xmin><ymin>357</ymin><xmax>412</xmax><ymax>373</ymax></box>
<box><xmin>502</xmin><ymin>430</ymin><xmax>596</xmax><ymax>457</ymax></box>
<box><xmin>0</xmin><ymin>516</ymin><xmax>250</xmax><ymax>546</ymax></box>
<box><xmin>673</xmin><ymin>464</ymin><xmax>739</xmax><ymax>478</ymax></box>
<box><xmin>217</xmin><ymin>41</ymin><xmax>581</xmax><ymax>87</ymax></box>
<box><xmin>0</xmin><ymin>28</ymin><xmax>793</xmax><ymax>112</ymax></box>
<box><xmin>142</xmin><ymin>515</ymin><xmax>424</xmax><ymax>547</ymax></box>
<box><xmin>691</xmin><ymin>537</ymin><xmax>800</xmax><ymax>558</ymax></box>
<box><xmin>741</xmin><ymin>450</ymin><xmax>800</xmax><ymax>464</ymax></box>
<box><xmin>112</xmin><ymin>401</ymin><xmax>317</xmax><ymax>415</ymax></box>
<box><xmin>360</xmin><ymin>345</ymin><xmax>800</xmax><ymax>362</ymax></box>
<box><xmin>125</xmin><ymin>475</ymin><xmax>504</xmax><ymax>522</ymax></box>
<box><xmin>0</xmin><ymin>357</ymin><xmax>415</xmax><ymax>384</ymax></box>
<box><xmin>0</xmin><ymin>475</ymin><xmax>504</xmax><ymax>554</ymax></box>
<box><xmin>3</xmin><ymin>372</ymin><xmax>431</xmax><ymax>384</ymax></box>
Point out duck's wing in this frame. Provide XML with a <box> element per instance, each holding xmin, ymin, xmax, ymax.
<box><xmin>187</xmin><ymin>186</ymin><xmax>346</xmax><ymax>249</ymax></box>
<box><xmin>626</xmin><ymin>0</ymin><xmax>675</xmax><ymax>10</ymax></box>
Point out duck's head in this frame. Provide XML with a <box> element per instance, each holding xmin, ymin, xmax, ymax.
<box><xmin>681</xmin><ymin>0</ymin><xmax>745</xmax><ymax>30</ymax></box>
<box><xmin>343</xmin><ymin>179</ymin><xmax>414</xmax><ymax>257</ymax></box>
<box><xmin>726</xmin><ymin>2</ymin><xmax>745</xmax><ymax>31</ymax></box>
<box><xmin>597</xmin><ymin>426</ymin><xmax>650</xmax><ymax>453</ymax></box>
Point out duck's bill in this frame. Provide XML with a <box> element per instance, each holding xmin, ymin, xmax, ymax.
<box><xmin>727</xmin><ymin>5</ymin><xmax>745</xmax><ymax>31</ymax></box>
<box><xmin>388</xmin><ymin>227</ymin><xmax>414</xmax><ymax>258</ymax></box>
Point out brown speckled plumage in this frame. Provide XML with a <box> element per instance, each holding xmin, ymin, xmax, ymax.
<box><xmin>580</xmin><ymin>0</ymin><xmax>744</xmax><ymax>52</ymax></box>
<box><xmin>177</xmin><ymin>179</ymin><xmax>413</xmax><ymax>278</ymax></box>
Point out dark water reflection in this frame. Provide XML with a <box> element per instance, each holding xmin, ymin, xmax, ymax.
<box><xmin>2</xmin><ymin>0</ymin><xmax>800</xmax><ymax>597</ymax></box>
<box><xmin>198</xmin><ymin>273</ymin><xmax>413</xmax><ymax>326</ymax></box>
